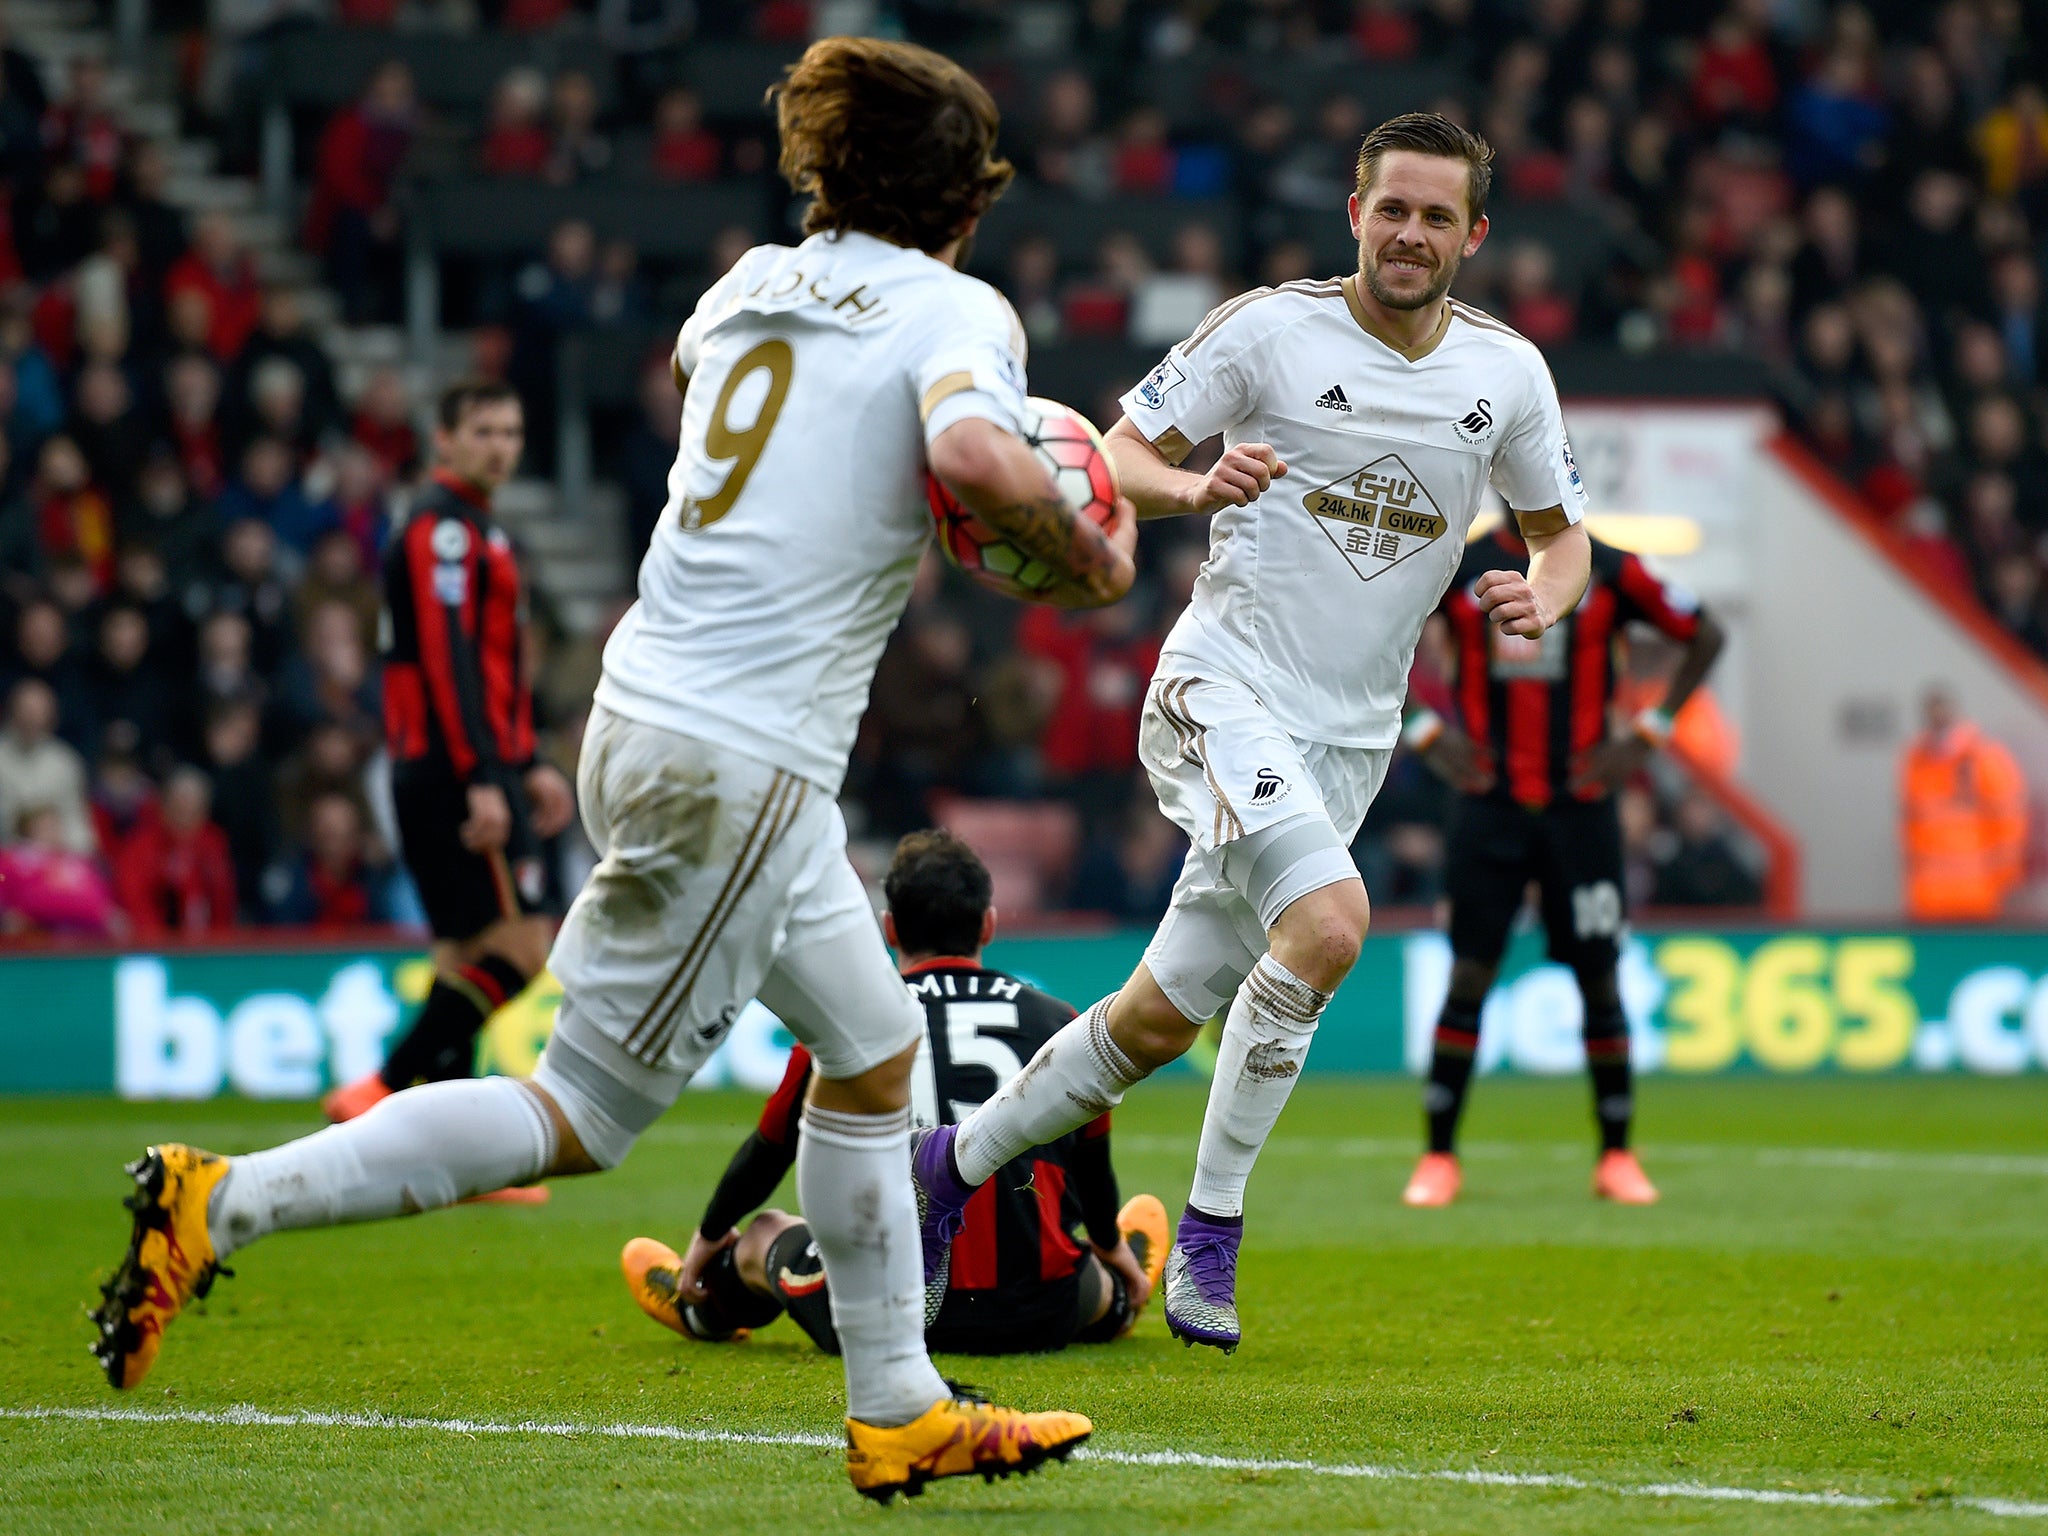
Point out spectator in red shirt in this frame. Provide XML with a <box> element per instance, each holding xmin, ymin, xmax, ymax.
<box><xmin>31</xmin><ymin>433</ymin><xmax>114</xmax><ymax>591</ymax></box>
<box><xmin>1500</xmin><ymin>240</ymin><xmax>1577</xmax><ymax>346</ymax></box>
<box><xmin>1691</xmin><ymin>0</ymin><xmax>1778</xmax><ymax>127</ymax></box>
<box><xmin>1352</xmin><ymin>0</ymin><xmax>1419</xmax><ymax>60</ymax></box>
<box><xmin>1016</xmin><ymin>601</ymin><xmax>1160</xmax><ymax>819</ymax></box>
<box><xmin>479</xmin><ymin>68</ymin><xmax>551</xmax><ymax>178</ymax></box>
<box><xmin>504</xmin><ymin>0</ymin><xmax>571</xmax><ymax>31</ymax></box>
<box><xmin>42</xmin><ymin>53</ymin><xmax>125</xmax><ymax>204</ymax></box>
<box><xmin>163</xmin><ymin>352</ymin><xmax>226</xmax><ymax>499</ymax></box>
<box><xmin>164</xmin><ymin>212</ymin><xmax>261</xmax><ymax>362</ymax></box>
<box><xmin>1111</xmin><ymin>107</ymin><xmax>1174</xmax><ymax>195</ymax></box>
<box><xmin>649</xmin><ymin>87</ymin><xmax>720</xmax><ymax>181</ymax></box>
<box><xmin>349</xmin><ymin>365</ymin><xmax>419</xmax><ymax>476</ymax></box>
<box><xmin>261</xmin><ymin>790</ymin><xmax>398</xmax><ymax>929</ymax></box>
<box><xmin>306</xmin><ymin>60</ymin><xmax>415</xmax><ymax>324</ymax></box>
<box><xmin>113</xmin><ymin>765</ymin><xmax>239</xmax><ymax>935</ymax></box>
<box><xmin>1061</xmin><ymin>232</ymin><xmax>1151</xmax><ymax>340</ymax></box>
<box><xmin>90</xmin><ymin>740</ymin><xmax>158</xmax><ymax>851</ymax></box>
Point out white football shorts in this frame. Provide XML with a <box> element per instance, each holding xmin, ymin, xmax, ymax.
<box><xmin>1138</xmin><ymin>671</ymin><xmax>1391</xmax><ymax>1024</ymax></box>
<box><xmin>535</xmin><ymin>705</ymin><xmax>923</xmax><ymax>1164</ymax></box>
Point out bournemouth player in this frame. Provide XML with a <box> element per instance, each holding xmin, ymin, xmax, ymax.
<box><xmin>1402</xmin><ymin>526</ymin><xmax>1724</xmax><ymax>1207</ymax></box>
<box><xmin>90</xmin><ymin>38</ymin><xmax>1135</xmax><ymax>1502</ymax></box>
<box><xmin>917</xmin><ymin>112</ymin><xmax>1591</xmax><ymax>1352</ymax></box>
<box><xmin>621</xmin><ymin>830</ymin><xmax>1167</xmax><ymax>1355</ymax></box>
<box><xmin>320</xmin><ymin>382</ymin><xmax>574</xmax><ymax>1144</ymax></box>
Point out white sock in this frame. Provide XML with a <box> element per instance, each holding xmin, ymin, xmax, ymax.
<box><xmin>1187</xmin><ymin>954</ymin><xmax>1331</xmax><ymax>1218</ymax></box>
<box><xmin>955</xmin><ymin>998</ymin><xmax>1144</xmax><ymax>1187</ymax></box>
<box><xmin>208</xmin><ymin>1077</ymin><xmax>556</xmax><ymax>1259</ymax></box>
<box><xmin>798</xmin><ymin>1104</ymin><xmax>949</xmax><ymax>1427</ymax></box>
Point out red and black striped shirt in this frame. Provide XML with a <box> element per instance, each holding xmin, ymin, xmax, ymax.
<box><xmin>1442</xmin><ymin>528</ymin><xmax>1703</xmax><ymax>808</ymax></box>
<box><xmin>380</xmin><ymin>471</ymin><xmax>535</xmax><ymax>785</ymax></box>
<box><xmin>701</xmin><ymin>962</ymin><xmax>1120</xmax><ymax>1333</ymax></box>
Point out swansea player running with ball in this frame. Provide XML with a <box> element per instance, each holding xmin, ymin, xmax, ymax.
<box><xmin>918</xmin><ymin>112</ymin><xmax>1592</xmax><ymax>1352</ymax></box>
<box><xmin>89</xmin><ymin>38</ymin><xmax>1134</xmax><ymax>1503</ymax></box>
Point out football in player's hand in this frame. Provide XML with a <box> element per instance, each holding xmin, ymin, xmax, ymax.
<box><xmin>925</xmin><ymin>397</ymin><xmax>1120</xmax><ymax>601</ymax></box>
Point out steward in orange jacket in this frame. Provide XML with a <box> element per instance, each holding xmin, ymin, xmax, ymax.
<box><xmin>1900</xmin><ymin>691</ymin><xmax>2028</xmax><ymax>921</ymax></box>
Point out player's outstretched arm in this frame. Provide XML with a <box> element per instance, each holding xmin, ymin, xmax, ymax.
<box><xmin>930</xmin><ymin>417</ymin><xmax>1137</xmax><ymax>607</ymax></box>
<box><xmin>1103</xmin><ymin>416</ymin><xmax>1286</xmax><ymax>520</ymax></box>
<box><xmin>1475</xmin><ymin>517</ymin><xmax>1591</xmax><ymax>638</ymax></box>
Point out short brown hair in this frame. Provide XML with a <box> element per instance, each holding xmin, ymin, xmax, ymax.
<box><xmin>1354</xmin><ymin>112</ymin><xmax>1495</xmax><ymax>224</ymax></box>
<box><xmin>436</xmin><ymin>379</ymin><xmax>521</xmax><ymax>431</ymax></box>
<box><xmin>769</xmin><ymin>37</ymin><xmax>1014</xmax><ymax>253</ymax></box>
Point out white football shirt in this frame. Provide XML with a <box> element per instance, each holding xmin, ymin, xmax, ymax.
<box><xmin>1120</xmin><ymin>277</ymin><xmax>1587</xmax><ymax>750</ymax></box>
<box><xmin>596</xmin><ymin>230</ymin><xmax>1028</xmax><ymax>793</ymax></box>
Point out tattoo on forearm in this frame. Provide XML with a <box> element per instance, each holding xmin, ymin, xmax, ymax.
<box><xmin>979</xmin><ymin>494</ymin><xmax>1115</xmax><ymax>585</ymax></box>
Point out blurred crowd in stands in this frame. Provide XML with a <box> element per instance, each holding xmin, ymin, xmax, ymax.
<box><xmin>39</xmin><ymin>0</ymin><xmax>2027</xmax><ymax>935</ymax></box>
<box><xmin>0</xmin><ymin>19</ymin><xmax>435</xmax><ymax>936</ymax></box>
<box><xmin>253</xmin><ymin>0</ymin><xmax>2048</xmax><ymax>686</ymax></box>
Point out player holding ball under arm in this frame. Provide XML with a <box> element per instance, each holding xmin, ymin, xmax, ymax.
<box><xmin>91</xmin><ymin>36</ymin><xmax>1133</xmax><ymax>1505</ymax></box>
<box><xmin>917</xmin><ymin>111</ymin><xmax>1591</xmax><ymax>1353</ymax></box>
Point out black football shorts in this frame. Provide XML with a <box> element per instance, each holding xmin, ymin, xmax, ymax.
<box><xmin>391</xmin><ymin>763</ymin><xmax>547</xmax><ymax>942</ymax></box>
<box><xmin>1445</xmin><ymin>792</ymin><xmax>1626</xmax><ymax>973</ymax></box>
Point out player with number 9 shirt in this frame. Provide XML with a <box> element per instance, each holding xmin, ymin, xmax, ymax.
<box><xmin>85</xmin><ymin>35</ymin><xmax>1134</xmax><ymax>1508</ymax></box>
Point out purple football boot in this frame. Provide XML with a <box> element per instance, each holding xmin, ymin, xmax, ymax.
<box><xmin>910</xmin><ymin>1125</ymin><xmax>973</xmax><ymax>1317</ymax></box>
<box><xmin>1163</xmin><ymin>1207</ymin><xmax>1243</xmax><ymax>1352</ymax></box>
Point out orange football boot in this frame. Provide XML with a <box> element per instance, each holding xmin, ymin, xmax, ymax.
<box><xmin>1115</xmin><ymin>1194</ymin><xmax>1169</xmax><ymax>1331</ymax></box>
<box><xmin>1402</xmin><ymin>1151</ymin><xmax>1462</xmax><ymax>1207</ymax></box>
<box><xmin>321</xmin><ymin>1072</ymin><xmax>392</xmax><ymax>1123</ymax></box>
<box><xmin>462</xmin><ymin>1184</ymin><xmax>550</xmax><ymax>1206</ymax></box>
<box><xmin>89</xmin><ymin>1145</ymin><xmax>232</xmax><ymax>1389</ymax></box>
<box><xmin>1593</xmin><ymin>1149</ymin><xmax>1660</xmax><ymax>1204</ymax></box>
<box><xmin>845</xmin><ymin>1388</ymin><xmax>1092</xmax><ymax>1503</ymax></box>
<box><xmin>619</xmin><ymin>1237</ymin><xmax>747</xmax><ymax>1342</ymax></box>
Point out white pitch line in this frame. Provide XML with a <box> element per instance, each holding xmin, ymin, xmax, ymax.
<box><xmin>0</xmin><ymin>1403</ymin><xmax>841</xmax><ymax>1449</ymax></box>
<box><xmin>4</xmin><ymin>1405</ymin><xmax>2043</xmax><ymax>1520</ymax></box>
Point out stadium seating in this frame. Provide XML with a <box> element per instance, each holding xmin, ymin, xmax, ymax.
<box><xmin>4</xmin><ymin>0</ymin><xmax>2041</xmax><ymax>937</ymax></box>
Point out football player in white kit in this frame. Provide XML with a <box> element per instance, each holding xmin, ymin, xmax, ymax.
<box><xmin>917</xmin><ymin>112</ymin><xmax>1592</xmax><ymax>1352</ymax></box>
<box><xmin>89</xmin><ymin>38</ymin><xmax>1135</xmax><ymax>1501</ymax></box>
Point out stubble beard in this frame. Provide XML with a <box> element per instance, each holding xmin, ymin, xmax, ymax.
<box><xmin>1361</xmin><ymin>242</ymin><xmax>1460</xmax><ymax>312</ymax></box>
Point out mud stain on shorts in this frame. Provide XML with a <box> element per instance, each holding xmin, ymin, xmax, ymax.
<box><xmin>588</xmin><ymin>763</ymin><xmax>721</xmax><ymax>926</ymax></box>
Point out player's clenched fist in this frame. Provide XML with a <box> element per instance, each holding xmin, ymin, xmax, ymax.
<box><xmin>1191</xmin><ymin>443</ymin><xmax>1286</xmax><ymax>513</ymax></box>
<box><xmin>1475</xmin><ymin>568</ymin><xmax>1553</xmax><ymax>639</ymax></box>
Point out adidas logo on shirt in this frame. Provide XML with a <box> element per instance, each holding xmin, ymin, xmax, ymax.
<box><xmin>1314</xmin><ymin>385</ymin><xmax>1351</xmax><ymax>412</ymax></box>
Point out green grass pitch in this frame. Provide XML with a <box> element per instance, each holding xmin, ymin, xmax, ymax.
<box><xmin>3</xmin><ymin>1076</ymin><xmax>2046</xmax><ymax>1534</ymax></box>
